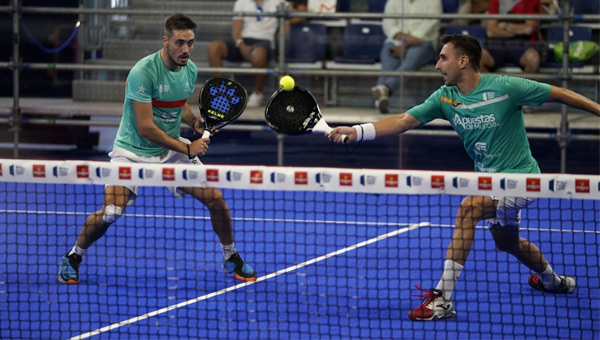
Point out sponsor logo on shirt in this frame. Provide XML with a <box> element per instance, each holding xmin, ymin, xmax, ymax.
<box><xmin>440</xmin><ymin>96</ymin><xmax>462</xmax><ymax>107</ymax></box>
<box><xmin>452</xmin><ymin>113</ymin><xmax>497</xmax><ymax>130</ymax></box>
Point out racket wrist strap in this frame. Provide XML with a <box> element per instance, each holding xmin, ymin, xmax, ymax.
<box><xmin>352</xmin><ymin>123</ymin><xmax>376</xmax><ymax>142</ymax></box>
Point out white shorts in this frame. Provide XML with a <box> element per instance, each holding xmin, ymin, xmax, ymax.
<box><xmin>487</xmin><ymin>196</ymin><xmax>536</xmax><ymax>227</ymax></box>
<box><xmin>108</xmin><ymin>137</ymin><xmax>202</xmax><ymax>205</ymax></box>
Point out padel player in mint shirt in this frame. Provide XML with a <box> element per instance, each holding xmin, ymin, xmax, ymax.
<box><xmin>114</xmin><ymin>51</ymin><xmax>198</xmax><ymax>156</ymax></box>
<box><xmin>407</xmin><ymin>74</ymin><xmax>550</xmax><ymax>174</ymax></box>
<box><xmin>328</xmin><ymin>34</ymin><xmax>599</xmax><ymax>322</ymax></box>
<box><xmin>58</xmin><ymin>14</ymin><xmax>257</xmax><ymax>287</ymax></box>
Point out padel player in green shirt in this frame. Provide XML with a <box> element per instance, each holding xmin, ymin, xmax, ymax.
<box><xmin>328</xmin><ymin>34</ymin><xmax>600</xmax><ymax>321</ymax></box>
<box><xmin>58</xmin><ymin>14</ymin><xmax>256</xmax><ymax>285</ymax></box>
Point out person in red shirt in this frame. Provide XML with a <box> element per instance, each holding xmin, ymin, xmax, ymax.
<box><xmin>483</xmin><ymin>0</ymin><xmax>541</xmax><ymax>73</ymax></box>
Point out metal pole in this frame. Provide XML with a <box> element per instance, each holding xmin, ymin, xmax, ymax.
<box><xmin>277</xmin><ymin>134</ymin><xmax>284</xmax><ymax>166</ymax></box>
<box><xmin>558</xmin><ymin>3</ymin><xmax>571</xmax><ymax>173</ymax></box>
<box><xmin>277</xmin><ymin>3</ymin><xmax>287</xmax><ymax>77</ymax></box>
<box><xmin>10</xmin><ymin>0</ymin><xmax>21</xmax><ymax>158</ymax></box>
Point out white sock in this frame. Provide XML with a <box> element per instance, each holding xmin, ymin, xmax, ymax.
<box><xmin>436</xmin><ymin>259</ymin><xmax>464</xmax><ymax>301</ymax></box>
<box><xmin>540</xmin><ymin>264</ymin><xmax>561</xmax><ymax>288</ymax></box>
<box><xmin>68</xmin><ymin>245</ymin><xmax>86</xmax><ymax>257</ymax></box>
<box><xmin>221</xmin><ymin>243</ymin><xmax>237</xmax><ymax>261</ymax></box>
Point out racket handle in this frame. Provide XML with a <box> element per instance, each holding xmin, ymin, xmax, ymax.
<box><xmin>342</xmin><ymin>134</ymin><xmax>348</xmax><ymax>143</ymax></box>
<box><xmin>201</xmin><ymin>130</ymin><xmax>211</xmax><ymax>139</ymax></box>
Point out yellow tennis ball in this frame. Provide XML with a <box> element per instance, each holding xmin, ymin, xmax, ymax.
<box><xmin>280</xmin><ymin>75</ymin><xmax>295</xmax><ymax>91</ymax></box>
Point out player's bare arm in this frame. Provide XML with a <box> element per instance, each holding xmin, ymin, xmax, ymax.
<box><xmin>181</xmin><ymin>103</ymin><xmax>200</xmax><ymax>132</ymax></box>
<box><xmin>330</xmin><ymin>113</ymin><xmax>422</xmax><ymax>143</ymax></box>
<box><xmin>546</xmin><ymin>85</ymin><xmax>600</xmax><ymax>116</ymax></box>
<box><xmin>373</xmin><ymin>113</ymin><xmax>423</xmax><ymax>136</ymax></box>
<box><xmin>133</xmin><ymin>100</ymin><xmax>208</xmax><ymax>157</ymax></box>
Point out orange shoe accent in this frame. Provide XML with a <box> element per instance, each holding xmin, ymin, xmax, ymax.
<box><xmin>234</xmin><ymin>272</ymin><xmax>257</xmax><ymax>282</ymax></box>
<box><xmin>57</xmin><ymin>276</ymin><xmax>79</xmax><ymax>284</ymax></box>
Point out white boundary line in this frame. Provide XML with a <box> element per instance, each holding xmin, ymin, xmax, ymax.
<box><xmin>68</xmin><ymin>221</ymin><xmax>430</xmax><ymax>340</ymax></box>
<box><xmin>1</xmin><ymin>209</ymin><xmax>598</xmax><ymax>234</ymax></box>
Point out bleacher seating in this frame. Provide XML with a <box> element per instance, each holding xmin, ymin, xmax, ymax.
<box><xmin>368</xmin><ymin>0</ymin><xmax>387</xmax><ymax>14</ymax></box>
<box><xmin>571</xmin><ymin>0</ymin><xmax>600</xmax><ymax>15</ymax></box>
<box><xmin>331</xmin><ymin>23</ymin><xmax>385</xmax><ymax>65</ymax></box>
<box><xmin>442</xmin><ymin>0</ymin><xmax>459</xmax><ymax>14</ymax></box>
<box><xmin>543</xmin><ymin>25</ymin><xmax>594</xmax><ymax>68</ymax></box>
<box><xmin>443</xmin><ymin>25</ymin><xmax>486</xmax><ymax>44</ymax></box>
<box><xmin>284</xmin><ymin>23</ymin><xmax>327</xmax><ymax>64</ymax></box>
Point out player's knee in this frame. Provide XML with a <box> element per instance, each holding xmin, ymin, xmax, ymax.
<box><xmin>204</xmin><ymin>190</ymin><xmax>227</xmax><ymax>211</ymax></box>
<box><xmin>458</xmin><ymin>197</ymin><xmax>486</xmax><ymax>221</ymax></box>
<box><xmin>102</xmin><ymin>204</ymin><xmax>123</xmax><ymax>224</ymax></box>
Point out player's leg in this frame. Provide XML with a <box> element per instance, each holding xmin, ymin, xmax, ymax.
<box><xmin>480</xmin><ymin>48</ymin><xmax>495</xmax><ymax>73</ymax></box>
<box><xmin>489</xmin><ymin>197</ymin><xmax>575</xmax><ymax>294</ymax></box>
<box><xmin>242</xmin><ymin>40</ymin><xmax>270</xmax><ymax>107</ymax></box>
<box><xmin>180</xmin><ymin>186</ymin><xmax>257</xmax><ymax>282</ymax></box>
<box><xmin>58</xmin><ymin>185</ymin><xmax>132</xmax><ymax>284</ymax></box>
<box><xmin>409</xmin><ymin>195</ymin><xmax>496</xmax><ymax>321</ymax></box>
<box><xmin>520</xmin><ymin>47</ymin><xmax>541</xmax><ymax>73</ymax></box>
<box><xmin>371</xmin><ymin>41</ymin><xmax>401</xmax><ymax>113</ymax></box>
<box><xmin>207</xmin><ymin>40</ymin><xmax>228</xmax><ymax>68</ymax></box>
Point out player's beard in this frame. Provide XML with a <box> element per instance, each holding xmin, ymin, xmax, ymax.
<box><xmin>166</xmin><ymin>45</ymin><xmax>189</xmax><ymax>68</ymax></box>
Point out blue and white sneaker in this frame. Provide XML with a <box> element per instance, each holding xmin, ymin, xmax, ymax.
<box><xmin>57</xmin><ymin>253</ymin><xmax>82</xmax><ymax>284</ymax></box>
<box><xmin>222</xmin><ymin>253</ymin><xmax>256</xmax><ymax>282</ymax></box>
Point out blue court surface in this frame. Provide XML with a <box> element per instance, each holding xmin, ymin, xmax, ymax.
<box><xmin>0</xmin><ymin>183</ymin><xmax>598</xmax><ymax>339</ymax></box>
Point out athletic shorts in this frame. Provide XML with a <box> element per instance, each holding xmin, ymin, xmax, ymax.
<box><xmin>108</xmin><ymin>137</ymin><xmax>201</xmax><ymax>205</ymax></box>
<box><xmin>487</xmin><ymin>196</ymin><xmax>536</xmax><ymax>227</ymax></box>
<box><xmin>225</xmin><ymin>38</ymin><xmax>273</xmax><ymax>62</ymax></box>
<box><xmin>486</xmin><ymin>38</ymin><xmax>539</xmax><ymax>69</ymax></box>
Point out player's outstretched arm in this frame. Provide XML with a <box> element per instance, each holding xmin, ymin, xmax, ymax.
<box><xmin>329</xmin><ymin>113</ymin><xmax>422</xmax><ymax>143</ymax></box>
<box><xmin>547</xmin><ymin>85</ymin><xmax>600</xmax><ymax>116</ymax></box>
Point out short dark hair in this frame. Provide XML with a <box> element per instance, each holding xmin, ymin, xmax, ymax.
<box><xmin>164</xmin><ymin>14</ymin><xmax>197</xmax><ymax>38</ymax></box>
<box><xmin>440</xmin><ymin>34</ymin><xmax>482</xmax><ymax>72</ymax></box>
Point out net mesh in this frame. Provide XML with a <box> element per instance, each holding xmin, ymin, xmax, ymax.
<box><xmin>0</xmin><ymin>159</ymin><xmax>598</xmax><ymax>340</ymax></box>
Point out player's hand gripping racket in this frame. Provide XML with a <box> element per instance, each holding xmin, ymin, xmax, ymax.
<box><xmin>198</xmin><ymin>76</ymin><xmax>247</xmax><ymax>138</ymax></box>
<box><xmin>264</xmin><ymin>86</ymin><xmax>347</xmax><ymax>142</ymax></box>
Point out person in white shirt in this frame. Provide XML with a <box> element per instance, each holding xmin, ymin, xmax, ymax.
<box><xmin>371</xmin><ymin>0</ymin><xmax>443</xmax><ymax>113</ymax></box>
<box><xmin>209</xmin><ymin>0</ymin><xmax>303</xmax><ymax>108</ymax></box>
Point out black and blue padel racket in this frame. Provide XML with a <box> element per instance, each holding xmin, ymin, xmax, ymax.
<box><xmin>198</xmin><ymin>76</ymin><xmax>248</xmax><ymax>139</ymax></box>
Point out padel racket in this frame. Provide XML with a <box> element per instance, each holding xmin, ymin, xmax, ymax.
<box><xmin>264</xmin><ymin>86</ymin><xmax>347</xmax><ymax>141</ymax></box>
<box><xmin>198</xmin><ymin>76</ymin><xmax>247</xmax><ymax>138</ymax></box>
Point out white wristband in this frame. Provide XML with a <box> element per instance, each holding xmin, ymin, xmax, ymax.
<box><xmin>352</xmin><ymin>123</ymin><xmax>376</xmax><ymax>142</ymax></box>
<box><xmin>235</xmin><ymin>39</ymin><xmax>243</xmax><ymax>48</ymax></box>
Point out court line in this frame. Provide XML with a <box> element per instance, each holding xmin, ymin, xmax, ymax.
<box><xmin>1</xmin><ymin>209</ymin><xmax>599</xmax><ymax>234</ymax></box>
<box><xmin>68</xmin><ymin>221</ymin><xmax>430</xmax><ymax>340</ymax></box>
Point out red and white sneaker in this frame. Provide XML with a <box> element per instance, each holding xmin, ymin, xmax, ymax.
<box><xmin>408</xmin><ymin>284</ymin><xmax>456</xmax><ymax>321</ymax></box>
<box><xmin>528</xmin><ymin>274</ymin><xmax>576</xmax><ymax>294</ymax></box>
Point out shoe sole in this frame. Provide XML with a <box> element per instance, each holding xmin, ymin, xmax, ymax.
<box><xmin>57</xmin><ymin>276</ymin><xmax>79</xmax><ymax>284</ymax></box>
<box><xmin>234</xmin><ymin>272</ymin><xmax>257</xmax><ymax>282</ymax></box>
<box><xmin>409</xmin><ymin>311</ymin><xmax>456</xmax><ymax>321</ymax></box>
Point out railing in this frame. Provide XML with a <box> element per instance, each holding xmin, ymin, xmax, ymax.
<box><xmin>0</xmin><ymin>0</ymin><xmax>599</xmax><ymax>171</ymax></box>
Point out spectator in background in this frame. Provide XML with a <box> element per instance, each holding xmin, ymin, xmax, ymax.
<box><xmin>208</xmin><ymin>0</ymin><xmax>306</xmax><ymax>108</ymax></box>
<box><xmin>453</xmin><ymin>0</ymin><xmax>490</xmax><ymax>26</ymax></box>
<box><xmin>371</xmin><ymin>0</ymin><xmax>443</xmax><ymax>114</ymax></box>
<box><xmin>483</xmin><ymin>0</ymin><xmax>542</xmax><ymax>73</ymax></box>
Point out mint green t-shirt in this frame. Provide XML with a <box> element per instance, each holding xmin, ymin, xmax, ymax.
<box><xmin>114</xmin><ymin>51</ymin><xmax>198</xmax><ymax>156</ymax></box>
<box><xmin>407</xmin><ymin>74</ymin><xmax>551</xmax><ymax>173</ymax></box>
